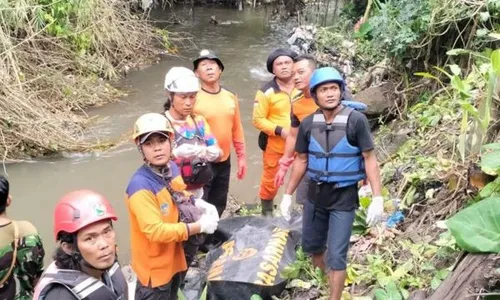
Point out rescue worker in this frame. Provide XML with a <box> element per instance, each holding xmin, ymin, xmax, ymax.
<box><xmin>34</xmin><ymin>190</ymin><xmax>126</xmax><ymax>299</ymax></box>
<box><xmin>193</xmin><ymin>49</ymin><xmax>247</xmax><ymax>217</ymax></box>
<box><xmin>252</xmin><ymin>48</ymin><xmax>300</xmax><ymax>216</ymax></box>
<box><xmin>125</xmin><ymin>113</ymin><xmax>218</xmax><ymax>299</ymax></box>
<box><xmin>163</xmin><ymin>66</ymin><xmax>222</xmax><ymax>200</ymax></box>
<box><xmin>280</xmin><ymin>67</ymin><xmax>384</xmax><ymax>300</ymax></box>
<box><xmin>163</xmin><ymin>66</ymin><xmax>221</xmax><ymax>266</ymax></box>
<box><xmin>0</xmin><ymin>175</ymin><xmax>44</xmax><ymax>300</ymax></box>
<box><xmin>274</xmin><ymin>54</ymin><xmax>318</xmax><ymax>205</ymax></box>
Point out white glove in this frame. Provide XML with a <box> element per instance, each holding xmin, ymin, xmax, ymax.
<box><xmin>198</xmin><ymin>214</ymin><xmax>218</xmax><ymax>234</ymax></box>
<box><xmin>172</xmin><ymin>144</ymin><xmax>200</xmax><ymax>159</ymax></box>
<box><xmin>280</xmin><ymin>194</ymin><xmax>293</xmax><ymax>221</ymax></box>
<box><xmin>366</xmin><ymin>196</ymin><xmax>384</xmax><ymax>227</ymax></box>
<box><xmin>195</xmin><ymin>199</ymin><xmax>219</xmax><ymax>221</ymax></box>
<box><xmin>189</xmin><ymin>188</ymin><xmax>204</xmax><ymax>199</ymax></box>
<box><xmin>204</xmin><ymin>146</ymin><xmax>221</xmax><ymax>162</ymax></box>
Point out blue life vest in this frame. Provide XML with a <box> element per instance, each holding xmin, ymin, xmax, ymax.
<box><xmin>306</xmin><ymin>105</ymin><xmax>366</xmax><ymax>187</ymax></box>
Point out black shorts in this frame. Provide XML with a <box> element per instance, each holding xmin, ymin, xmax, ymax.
<box><xmin>135</xmin><ymin>273</ymin><xmax>183</xmax><ymax>300</ymax></box>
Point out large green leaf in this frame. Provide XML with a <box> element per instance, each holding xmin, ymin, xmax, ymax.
<box><xmin>374</xmin><ymin>281</ymin><xmax>403</xmax><ymax>300</ymax></box>
<box><xmin>480</xmin><ymin>178</ymin><xmax>500</xmax><ymax>198</ymax></box>
<box><xmin>481</xmin><ymin>143</ymin><xmax>500</xmax><ymax>175</ymax></box>
<box><xmin>446</xmin><ymin>197</ymin><xmax>500</xmax><ymax>253</ymax></box>
<box><xmin>354</xmin><ymin>22</ymin><xmax>373</xmax><ymax>38</ymax></box>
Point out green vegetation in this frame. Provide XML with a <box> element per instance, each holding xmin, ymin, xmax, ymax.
<box><xmin>317</xmin><ymin>0</ymin><xmax>499</xmax><ymax>68</ymax></box>
<box><xmin>0</xmin><ymin>0</ymin><xmax>167</xmax><ymax>159</ymax></box>
<box><xmin>281</xmin><ymin>0</ymin><xmax>500</xmax><ymax>298</ymax></box>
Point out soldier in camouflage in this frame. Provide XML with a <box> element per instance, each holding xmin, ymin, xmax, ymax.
<box><xmin>0</xmin><ymin>175</ymin><xmax>45</xmax><ymax>300</ymax></box>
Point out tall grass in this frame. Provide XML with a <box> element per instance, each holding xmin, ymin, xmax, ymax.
<box><xmin>0</xmin><ymin>0</ymin><xmax>163</xmax><ymax>160</ymax></box>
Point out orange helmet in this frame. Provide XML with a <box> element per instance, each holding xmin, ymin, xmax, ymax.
<box><xmin>53</xmin><ymin>190</ymin><xmax>117</xmax><ymax>241</ymax></box>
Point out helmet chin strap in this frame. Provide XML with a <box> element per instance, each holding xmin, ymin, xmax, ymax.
<box><xmin>146</xmin><ymin>161</ymin><xmax>170</xmax><ymax>176</ymax></box>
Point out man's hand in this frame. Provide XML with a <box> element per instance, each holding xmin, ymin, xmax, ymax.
<box><xmin>366</xmin><ymin>196</ymin><xmax>384</xmax><ymax>226</ymax></box>
<box><xmin>198</xmin><ymin>214</ymin><xmax>218</xmax><ymax>234</ymax></box>
<box><xmin>280</xmin><ymin>194</ymin><xmax>293</xmax><ymax>221</ymax></box>
<box><xmin>195</xmin><ymin>199</ymin><xmax>219</xmax><ymax>221</ymax></box>
<box><xmin>274</xmin><ymin>156</ymin><xmax>294</xmax><ymax>187</ymax></box>
<box><xmin>274</xmin><ymin>167</ymin><xmax>287</xmax><ymax>188</ymax></box>
<box><xmin>172</xmin><ymin>144</ymin><xmax>199</xmax><ymax>159</ymax></box>
<box><xmin>204</xmin><ymin>146</ymin><xmax>221</xmax><ymax>162</ymax></box>
<box><xmin>237</xmin><ymin>156</ymin><xmax>247</xmax><ymax>180</ymax></box>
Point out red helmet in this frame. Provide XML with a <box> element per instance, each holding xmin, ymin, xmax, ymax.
<box><xmin>53</xmin><ymin>190</ymin><xmax>118</xmax><ymax>241</ymax></box>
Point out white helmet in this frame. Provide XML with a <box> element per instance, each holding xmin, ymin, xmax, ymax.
<box><xmin>164</xmin><ymin>67</ymin><xmax>200</xmax><ymax>93</ymax></box>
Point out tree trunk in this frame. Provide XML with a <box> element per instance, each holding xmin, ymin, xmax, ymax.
<box><xmin>427</xmin><ymin>253</ymin><xmax>500</xmax><ymax>300</ymax></box>
<box><xmin>332</xmin><ymin>0</ymin><xmax>340</xmax><ymax>22</ymax></box>
<box><xmin>323</xmin><ymin>0</ymin><xmax>331</xmax><ymax>26</ymax></box>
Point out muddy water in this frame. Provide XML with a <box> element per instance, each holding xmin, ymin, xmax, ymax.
<box><xmin>4</xmin><ymin>7</ymin><xmax>291</xmax><ymax>264</ymax></box>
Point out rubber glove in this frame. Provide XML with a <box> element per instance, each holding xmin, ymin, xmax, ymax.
<box><xmin>172</xmin><ymin>144</ymin><xmax>199</xmax><ymax>159</ymax></box>
<box><xmin>196</xmin><ymin>146</ymin><xmax>207</xmax><ymax>158</ymax></box>
<box><xmin>198</xmin><ymin>214</ymin><xmax>218</xmax><ymax>234</ymax></box>
<box><xmin>234</xmin><ymin>141</ymin><xmax>247</xmax><ymax>180</ymax></box>
<box><xmin>274</xmin><ymin>156</ymin><xmax>295</xmax><ymax>187</ymax></box>
<box><xmin>280</xmin><ymin>194</ymin><xmax>293</xmax><ymax>221</ymax></box>
<box><xmin>195</xmin><ymin>199</ymin><xmax>219</xmax><ymax>221</ymax></box>
<box><xmin>237</xmin><ymin>156</ymin><xmax>247</xmax><ymax>180</ymax></box>
<box><xmin>366</xmin><ymin>196</ymin><xmax>384</xmax><ymax>227</ymax></box>
<box><xmin>189</xmin><ymin>188</ymin><xmax>204</xmax><ymax>199</ymax></box>
<box><xmin>205</xmin><ymin>146</ymin><xmax>221</xmax><ymax>162</ymax></box>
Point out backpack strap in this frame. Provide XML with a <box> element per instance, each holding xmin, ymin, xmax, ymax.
<box><xmin>190</xmin><ymin>115</ymin><xmax>205</xmax><ymax>143</ymax></box>
<box><xmin>0</xmin><ymin>221</ymin><xmax>19</xmax><ymax>287</ymax></box>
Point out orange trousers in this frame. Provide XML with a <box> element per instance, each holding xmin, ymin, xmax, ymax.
<box><xmin>259</xmin><ymin>149</ymin><xmax>283</xmax><ymax>200</ymax></box>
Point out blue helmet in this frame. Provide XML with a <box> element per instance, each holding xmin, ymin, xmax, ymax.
<box><xmin>309</xmin><ymin>67</ymin><xmax>345</xmax><ymax>94</ymax></box>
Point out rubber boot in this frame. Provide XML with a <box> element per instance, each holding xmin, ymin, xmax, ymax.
<box><xmin>261</xmin><ymin>199</ymin><xmax>273</xmax><ymax>217</ymax></box>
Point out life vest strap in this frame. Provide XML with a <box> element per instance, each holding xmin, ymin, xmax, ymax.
<box><xmin>309</xmin><ymin>151</ymin><xmax>361</xmax><ymax>158</ymax></box>
<box><xmin>307</xmin><ymin>168</ymin><xmax>365</xmax><ymax>177</ymax></box>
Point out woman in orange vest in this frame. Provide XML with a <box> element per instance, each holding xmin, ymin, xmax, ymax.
<box><xmin>125</xmin><ymin>113</ymin><xmax>219</xmax><ymax>299</ymax></box>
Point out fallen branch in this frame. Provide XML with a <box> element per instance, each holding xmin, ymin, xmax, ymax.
<box><xmin>427</xmin><ymin>254</ymin><xmax>500</xmax><ymax>300</ymax></box>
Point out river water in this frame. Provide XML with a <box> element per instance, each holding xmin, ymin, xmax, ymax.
<box><xmin>5</xmin><ymin>6</ymin><xmax>292</xmax><ymax>264</ymax></box>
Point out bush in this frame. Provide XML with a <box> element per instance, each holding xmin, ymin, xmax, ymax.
<box><xmin>0</xmin><ymin>0</ymin><xmax>165</xmax><ymax>158</ymax></box>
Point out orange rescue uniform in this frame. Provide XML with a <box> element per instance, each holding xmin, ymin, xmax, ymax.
<box><xmin>125</xmin><ymin>162</ymin><xmax>189</xmax><ymax>288</ymax></box>
<box><xmin>194</xmin><ymin>88</ymin><xmax>246</xmax><ymax>162</ymax></box>
<box><xmin>253</xmin><ymin>78</ymin><xmax>300</xmax><ymax>200</ymax></box>
<box><xmin>290</xmin><ymin>92</ymin><xmax>318</xmax><ymax>127</ymax></box>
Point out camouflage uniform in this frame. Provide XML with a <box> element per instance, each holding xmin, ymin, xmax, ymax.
<box><xmin>0</xmin><ymin>221</ymin><xmax>45</xmax><ymax>300</ymax></box>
